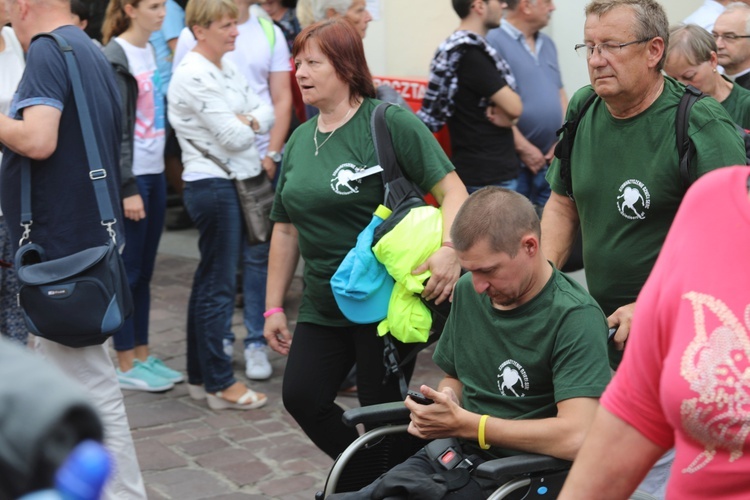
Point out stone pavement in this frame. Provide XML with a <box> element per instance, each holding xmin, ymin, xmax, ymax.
<box><xmin>122</xmin><ymin>227</ymin><xmax>447</xmax><ymax>499</ymax></box>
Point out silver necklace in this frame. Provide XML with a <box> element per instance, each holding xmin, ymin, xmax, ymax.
<box><xmin>314</xmin><ymin>107</ymin><xmax>352</xmax><ymax>156</ymax></box>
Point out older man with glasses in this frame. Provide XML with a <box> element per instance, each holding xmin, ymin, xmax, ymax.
<box><xmin>541</xmin><ymin>0</ymin><xmax>746</xmax><ymax>496</ymax></box>
<box><xmin>713</xmin><ymin>2</ymin><xmax>750</xmax><ymax>88</ymax></box>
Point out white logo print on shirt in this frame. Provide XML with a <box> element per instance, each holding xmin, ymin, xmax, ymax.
<box><xmin>616</xmin><ymin>179</ymin><xmax>651</xmax><ymax>220</ymax></box>
<box><xmin>331</xmin><ymin>163</ymin><xmax>361</xmax><ymax>195</ymax></box>
<box><xmin>497</xmin><ymin>360</ymin><xmax>529</xmax><ymax>397</ymax></box>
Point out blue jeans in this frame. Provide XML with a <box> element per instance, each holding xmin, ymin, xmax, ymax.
<box><xmin>516</xmin><ymin>165</ymin><xmax>551</xmax><ymax>206</ymax></box>
<box><xmin>241</xmin><ymin>241</ymin><xmax>269</xmax><ymax>348</ymax></box>
<box><xmin>183</xmin><ymin>178</ymin><xmax>242</xmax><ymax>392</ymax></box>
<box><xmin>465</xmin><ymin>178</ymin><xmax>518</xmax><ymax>194</ymax></box>
<box><xmin>113</xmin><ymin>173</ymin><xmax>167</xmax><ymax>351</ymax></box>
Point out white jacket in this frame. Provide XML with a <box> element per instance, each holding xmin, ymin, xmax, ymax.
<box><xmin>168</xmin><ymin>51</ymin><xmax>275</xmax><ymax>180</ymax></box>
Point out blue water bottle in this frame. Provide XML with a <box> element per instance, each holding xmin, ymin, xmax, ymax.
<box><xmin>55</xmin><ymin>440</ymin><xmax>111</xmax><ymax>500</ymax></box>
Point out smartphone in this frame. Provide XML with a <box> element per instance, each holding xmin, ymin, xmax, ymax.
<box><xmin>407</xmin><ymin>390</ymin><xmax>434</xmax><ymax>405</ymax></box>
<box><xmin>607</xmin><ymin>327</ymin><xmax>617</xmax><ymax>343</ymax></box>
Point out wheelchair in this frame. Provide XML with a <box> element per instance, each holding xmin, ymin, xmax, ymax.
<box><xmin>316</xmin><ymin>401</ymin><xmax>571</xmax><ymax>499</ymax></box>
<box><xmin>315</xmin><ymin>401</ymin><xmax>662</xmax><ymax>500</ymax></box>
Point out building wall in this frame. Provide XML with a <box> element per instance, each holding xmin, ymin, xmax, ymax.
<box><xmin>363</xmin><ymin>0</ymin><xmax>703</xmax><ymax>96</ymax></box>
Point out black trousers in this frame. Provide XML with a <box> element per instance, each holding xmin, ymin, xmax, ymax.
<box><xmin>329</xmin><ymin>445</ymin><xmax>495</xmax><ymax>499</ymax></box>
<box><xmin>282</xmin><ymin>322</ymin><xmax>416</xmax><ymax>459</ymax></box>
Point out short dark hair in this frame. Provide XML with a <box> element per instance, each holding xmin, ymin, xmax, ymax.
<box><xmin>292</xmin><ymin>18</ymin><xmax>376</xmax><ymax>102</ymax></box>
<box><xmin>451</xmin><ymin>187</ymin><xmax>540</xmax><ymax>257</ymax></box>
<box><xmin>453</xmin><ymin>0</ymin><xmax>484</xmax><ymax>19</ymax></box>
<box><xmin>71</xmin><ymin>0</ymin><xmax>90</xmax><ymax>22</ymax></box>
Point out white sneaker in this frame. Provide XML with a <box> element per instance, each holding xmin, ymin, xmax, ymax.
<box><xmin>245</xmin><ymin>344</ymin><xmax>272</xmax><ymax>380</ymax></box>
<box><xmin>223</xmin><ymin>338</ymin><xmax>234</xmax><ymax>358</ymax></box>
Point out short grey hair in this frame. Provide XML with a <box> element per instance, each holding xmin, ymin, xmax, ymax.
<box><xmin>721</xmin><ymin>2</ymin><xmax>750</xmax><ymax>35</ymax></box>
<box><xmin>585</xmin><ymin>0</ymin><xmax>669</xmax><ymax>70</ymax></box>
<box><xmin>312</xmin><ymin>0</ymin><xmax>352</xmax><ymax>22</ymax></box>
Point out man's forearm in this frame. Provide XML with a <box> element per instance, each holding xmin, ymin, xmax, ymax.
<box><xmin>456</xmin><ymin>397</ymin><xmax>600</xmax><ymax>461</ymax></box>
<box><xmin>540</xmin><ymin>191</ymin><xmax>580</xmax><ymax>269</ymax></box>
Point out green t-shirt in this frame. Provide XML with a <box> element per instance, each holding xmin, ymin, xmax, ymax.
<box><xmin>433</xmin><ymin>267</ymin><xmax>611</xmax><ymax>458</ymax></box>
<box><xmin>546</xmin><ymin>77</ymin><xmax>745</xmax><ymax>366</ymax></box>
<box><xmin>721</xmin><ymin>80</ymin><xmax>750</xmax><ymax>130</ymax></box>
<box><xmin>271</xmin><ymin>98</ymin><xmax>454</xmax><ymax>326</ymax></box>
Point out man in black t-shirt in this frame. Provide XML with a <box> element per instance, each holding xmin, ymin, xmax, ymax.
<box><xmin>0</xmin><ymin>0</ymin><xmax>145</xmax><ymax>497</ymax></box>
<box><xmin>418</xmin><ymin>0</ymin><xmax>523</xmax><ymax>192</ymax></box>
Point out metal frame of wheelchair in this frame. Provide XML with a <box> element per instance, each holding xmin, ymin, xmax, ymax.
<box><xmin>316</xmin><ymin>402</ymin><xmax>573</xmax><ymax>499</ymax></box>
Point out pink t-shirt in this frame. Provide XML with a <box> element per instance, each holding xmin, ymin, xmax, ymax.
<box><xmin>602</xmin><ymin>166</ymin><xmax>750</xmax><ymax>499</ymax></box>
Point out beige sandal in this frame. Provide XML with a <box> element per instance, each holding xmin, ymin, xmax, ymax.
<box><xmin>206</xmin><ymin>388</ymin><xmax>267</xmax><ymax>410</ymax></box>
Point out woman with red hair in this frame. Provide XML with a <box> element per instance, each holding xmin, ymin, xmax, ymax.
<box><xmin>263</xmin><ymin>18</ymin><xmax>468</xmax><ymax>458</ymax></box>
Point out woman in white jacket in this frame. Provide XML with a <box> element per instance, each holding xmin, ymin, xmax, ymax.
<box><xmin>168</xmin><ymin>0</ymin><xmax>274</xmax><ymax>410</ymax></box>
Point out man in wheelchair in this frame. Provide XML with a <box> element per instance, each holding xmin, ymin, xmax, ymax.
<box><xmin>330</xmin><ymin>187</ymin><xmax>613</xmax><ymax>499</ymax></box>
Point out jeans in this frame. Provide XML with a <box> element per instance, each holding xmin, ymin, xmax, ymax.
<box><xmin>241</xmin><ymin>240</ymin><xmax>269</xmax><ymax>347</ymax></box>
<box><xmin>465</xmin><ymin>177</ymin><xmax>518</xmax><ymax>194</ymax></box>
<box><xmin>183</xmin><ymin>178</ymin><xmax>242</xmax><ymax>393</ymax></box>
<box><xmin>282</xmin><ymin>322</ymin><xmax>416</xmax><ymax>459</ymax></box>
<box><xmin>516</xmin><ymin>165</ymin><xmax>551</xmax><ymax>206</ymax></box>
<box><xmin>113</xmin><ymin>173</ymin><xmax>167</xmax><ymax>351</ymax></box>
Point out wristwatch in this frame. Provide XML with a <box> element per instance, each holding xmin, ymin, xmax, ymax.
<box><xmin>266</xmin><ymin>150</ymin><xmax>282</xmax><ymax>163</ymax></box>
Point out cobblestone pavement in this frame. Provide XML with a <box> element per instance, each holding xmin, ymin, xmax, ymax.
<box><xmin>124</xmin><ymin>249</ymin><xmax>446</xmax><ymax>500</ymax></box>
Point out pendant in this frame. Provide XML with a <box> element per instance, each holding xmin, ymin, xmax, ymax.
<box><xmin>315</xmin><ymin>150</ymin><xmax>319</xmax><ymax>156</ymax></box>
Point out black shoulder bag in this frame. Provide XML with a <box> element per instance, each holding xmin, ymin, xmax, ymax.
<box><xmin>14</xmin><ymin>32</ymin><xmax>133</xmax><ymax>348</ymax></box>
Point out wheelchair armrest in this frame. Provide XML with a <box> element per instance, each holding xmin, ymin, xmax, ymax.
<box><xmin>474</xmin><ymin>453</ymin><xmax>571</xmax><ymax>481</ymax></box>
<box><xmin>342</xmin><ymin>402</ymin><xmax>410</xmax><ymax>427</ymax></box>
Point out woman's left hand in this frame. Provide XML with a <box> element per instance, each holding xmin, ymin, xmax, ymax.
<box><xmin>412</xmin><ymin>246</ymin><xmax>460</xmax><ymax>305</ymax></box>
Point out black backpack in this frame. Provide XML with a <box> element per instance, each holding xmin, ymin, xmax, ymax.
<box><xmin>554</xmin><ymin>85</ymin><xmax>707</xmax><ymax>200</ymax></box>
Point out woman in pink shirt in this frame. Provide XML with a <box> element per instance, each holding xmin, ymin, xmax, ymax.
<box><xmin>560</xmin><ymin>167</ymin><xmax>750</xmax><ymax>500</ymax></box>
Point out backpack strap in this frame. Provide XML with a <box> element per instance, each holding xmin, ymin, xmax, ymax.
<box><xmin>676</xmin><ymin>85</ymin><xmax>704</xmax><ymax>190</ymax></box>
<box><xmin>258</xmin><ymin>16</ymin><xmax>276</xmax><ymax>53</ymax></box>
<box><xmin>371</xmin><ymin>102</ymin><xmax>402</xmax><ymax>185</ymax></box>
<box><xmin>554</xmin><ymin>89</ymin><xmax>598</xmax><ymax>201</ymax></box>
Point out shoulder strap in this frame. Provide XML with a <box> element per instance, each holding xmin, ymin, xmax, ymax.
<box><xmin>371</xmin><ymin>102</ymin><xmax>403</xmax><ymax>185</ymax></box>
<box><xmin>553</xmin><ymin>89</ymin><xmax>598</xmax><ymax>201</ymax></box>
<box><xmin>676</xmin><ymin>85</ymin><xmax>704</xmax><ymax>190</ymax></box>
<box><xmin>19</xmin><ymin>32</ymin><xmax>118</xmax><ymax>246</ymax></box>
<box><xmin>258</xmin><ymin>17</ymin><xmax>276</xmax><ymax>53</ymax></box>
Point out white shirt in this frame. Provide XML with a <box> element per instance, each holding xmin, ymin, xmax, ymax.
<box><xmin>683</xmin><ymin>0</ymin><xmax>726</xmax><ymax>32</ymax></box>
<box><xmin>168</xmin><ymin>51</ymin><xmax>275</xmax><ymax>181</ymax></box>
<box><xmin>173</xmin><ymin>13</ymin><xmax>290</xmax><ymax>155</ymax></box>
<box><xmin>0</xmin><ymin>27</ymin><xmax>25</xmax><ymax>216</ymax></box>
<box><xmin>115</xmin><ymin>37</ymin><xmax>166</xmax><ymax>176</ymax></box>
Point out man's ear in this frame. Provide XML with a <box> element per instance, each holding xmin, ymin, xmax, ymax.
<box><xmin>521</xmin><ymin>234</ymin><xmax>539</xmax><ymax>256</ymax></box>
<box><xmin>646</xmin><ymin>37</ymin><xmax>666</xmax><ymax>70</ymax></box>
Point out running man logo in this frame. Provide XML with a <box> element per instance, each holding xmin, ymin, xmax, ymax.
<box><xmin>616</xmin><ymin>179</ymin><xmax>651</xmax><ymax>220</ymax></box>
<box><xmin>496</xmin><ymin>360</ymin><xmax>529</xmax><ymax>397</ymax></box>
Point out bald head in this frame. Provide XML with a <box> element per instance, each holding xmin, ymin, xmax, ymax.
<box><xmin>6</xmin><ymin>0</ymin><xmax>74</xmax><ymax>50</ymax></box>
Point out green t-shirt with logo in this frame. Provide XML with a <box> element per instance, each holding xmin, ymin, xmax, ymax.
<box><xmin>271</xmin><ymin>98</ymin><xmax>454</xmax><ymax>326</ymax></box>
<box><xmin>433</xmin><ymin>267</ymin><xmax>611</xmax><ymax>458</ymax></box>
<box><xmin>547</xmin><ymin>77</ymin><xmax>745</xmax><ymax>366</ymax></box>
<box><xmin>721</xmin><ymin>80</ymin><xmax>750</xmax><ymax>130</ymax></box>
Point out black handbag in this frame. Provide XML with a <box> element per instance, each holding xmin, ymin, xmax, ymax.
<box><xmin>187</xmin><ymin>139</ymin><xmax>275</xmax><ymax>245</ymax></box>
<box><xmin>14</xmin><ymin>32</ymin><xmax>133</xmax><ymax>348</ymax></box>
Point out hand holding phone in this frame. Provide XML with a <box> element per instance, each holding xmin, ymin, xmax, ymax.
<box><xmin>407</xmin><ymin>390</ymin><xmax>434</xmax><ymax>405</ymax></box>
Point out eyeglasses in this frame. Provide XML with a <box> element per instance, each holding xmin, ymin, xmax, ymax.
<box><xmin>711</xmin><ymin>32</ymin><xmax>750</xmax><ymax>42</ymax></box>
<box><xmin>574</xmin><ymin>38</ymin><xmax>652</xmax><ymax>59</ymax></box>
